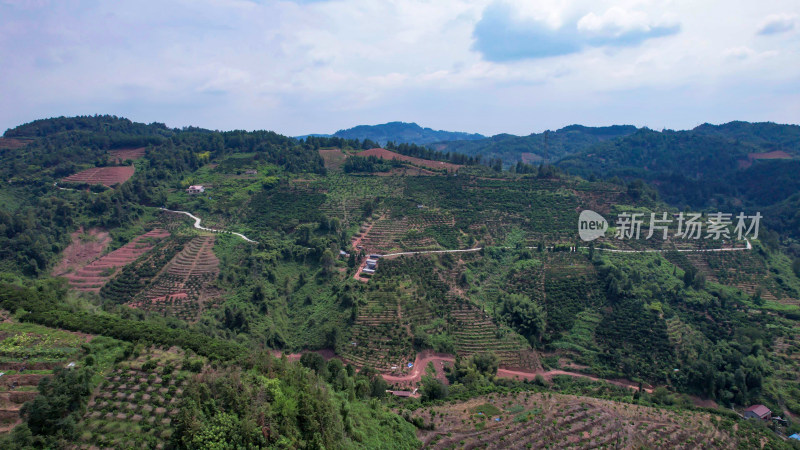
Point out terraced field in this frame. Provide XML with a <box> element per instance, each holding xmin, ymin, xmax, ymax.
<box><xmin>0</xmin><ymin>138</ymin><xmax>30</xmax><ymax>150</ymax></box>
<box><xmin>100</xmin><ymin>236</ymin><xmax>188</xmax><ymax>304</ymax></box>
<box><xmin>0</xmin><ymin>320</ymin><xmax>90</xmax><ymax>434</ymax></box>
<box><xmin>354</xmin><ymin>210</ymin><xmax>461</xmax><ymax>255</ymax></box>
<box><xmin>368</xmin><ymin>255</ymin><xmax>542</xmax><ymax>374</ymax></box>
<box><xmin>61</xmin><ymin>166</ymin><xmax>136</xmax><ymax>187</ymax></box>
<box><xmin>312</xmin><ymin>174</ymin><xmax>401</xmax><ymax>229</ymax></box>
<box><xmin>75</xmin><ymin>347</ymin><xmax>199</xmax><ymax>449</ymax></box>
<box><xmin>127</xmin><ymin>235</ymin><xmax>222</xmax><ymax>321</ymax></box>
<box><xmin>108</xmin><ymin>147</ymin><xmax>146</xmax><ymax>163</ymax></box>
<box><xmin>64</xmin><ymin>229</ymin><xmax>171</xmax><ymax>292</ymax></box>
<box><xmin>52</xmin><ymin>227</ymin><xmax>112</xmax><ymax>277</ymax></box>
<box><xmin>356</xmin><ymin>214</ymin><xmax>418</xmax><ymax>254</ymax></box>
<box><xmin>318</xmin><ymin>148</ymin><xmax>348</xmax><ymax>170</ymax></box>
<box><xmin>340</xmin><ymin>292</ymin><xmax>416</xmax><ymax>374</ymax></box>
<box><xmin>542</xmin><ymin>253</ymin><xmax>603</xmax><ymax>341</ymax></box>
<box><xmin>413</xmin><ymin>391</ymin><xmax>741</xmax><ymax>449</ymax></box>
<box><xmin>771</xmin><ymin>332</ymin><xmax>800</xmax><ymax>418</ymax></box>
<box><xmin>448</xmin><ymin>301</ymin><xmax>541</xmax><ymax>371</ymax></box>
<box><xmin>358</xmin><ymin>148</ymin><xmax>461</xmax><ymax>172</ymax></box>
<box><xmin>668</xmin><ymin>250</ymin><xmax>796</xmax><ymax>304</ymax></box>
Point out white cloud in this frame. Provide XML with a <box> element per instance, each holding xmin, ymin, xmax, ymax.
<box><xmin>757</xmin><ymin>13</ymin><xmax>797</xmax><ymax>35</ymax></box>
<box><xmin>723</xmin><ymin>46</ymin><xmax>755</xmax><ymax>60</ymax></box>
<box><xmin>577</xmin><ymin>8</ymin><xmax>655</xmax><ymax>37</ymax></box>
<box><xmin>0</xmin><ymin>0</ymin><xmax>799</xmax><ymax>136</ymax></box>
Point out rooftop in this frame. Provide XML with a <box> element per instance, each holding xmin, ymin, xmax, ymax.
<box><xmin>744</xmin><ymin>404</ymin><xmax>771</xmax><ymax>417</ymax></box>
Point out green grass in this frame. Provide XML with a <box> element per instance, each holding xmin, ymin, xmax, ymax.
<box><xmin>0</xmin><ymin>321</ymin><xmax>85</xmax><ymax>361</ymax></box>
<box><xmin>471</xmin><ymin>403</ymin><xmax>502</xmax><ymax>417</ymax></box>
<box><xmin>344</xmin><ymin>397</ymin><xmax>420</xmax><ymax>449</ymax></box>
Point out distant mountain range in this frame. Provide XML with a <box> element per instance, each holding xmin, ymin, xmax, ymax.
<box><xmin>435</xmin><ymin>124</ymin><xmax>638</xmax><ymax>164</ymax></box>
<box><xmin>299</xmin><ymin>119</ymin><xmax>800</xmax><ymax>238</ymax></box>
<box><xmin>299</xmin><ymin>121</ymin><xmax>640</xmax><ymax>163</ymax></box>
<box><xmin>296</xmin><ymin>121</ymin><xmax>485</xmax><ymax>146</ymax></box>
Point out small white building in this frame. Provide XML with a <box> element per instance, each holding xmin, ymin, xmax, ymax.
<box><xmin>187</xmin><ymin>185</ymin><xmax>205</xmax><ymax>194</ymax></box>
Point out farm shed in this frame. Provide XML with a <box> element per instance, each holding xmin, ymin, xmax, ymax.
<box><xmin>743</xmin><ymin>404</ymin><xmax>771</xmax><ymax>420</ymax></box>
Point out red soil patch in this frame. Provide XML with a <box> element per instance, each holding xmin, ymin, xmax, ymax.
<box><xmin>358</xmin><ymin>148</ymin><xmax>461</xmax><ymax>172</ymax></box>
<box><xmin>61</xmin><ymin>166</ymin><xmax>135</xmax><ymax>187</ymax></box>
<box><xmin>52</xmin><ymin>227</ymin><xmax>112</xmax><ymax>277</ymax></box>
<box><xmin>738</xmin><ymin>150</ymin><xmax>793</xmax><ymax>168</ymax></box>
<box><xmin>688</xmin><ymin>395</ymin><xmax>718</xmax><ymax>409</ymax></box>
<box><xmin>108</xmin><ymin>147</ymin><xmax>145</xmax><ymax>163</ymax></box>
<box><xmin>520</xmin><ymin>152</ymin><xmax>543</xmax><ymax>164</ymax></box>
<box><xmin>0</xmin><ymin>138</ymin><xmax>30</xmax><ymax>150</ymax></box>
<box><xmin>749</xmin><ymin>150</ymin><xmax>792</xmax><ymax>160</ymax></box>
<box><xmin>64</xmin><ymin>229</ymin><xmax>170</xmax><ymax>292</ymax></box>
<box><xmin>318</xmin><ymin>148</ymin><xmax>348</xmax><ymax>170</ymax></box>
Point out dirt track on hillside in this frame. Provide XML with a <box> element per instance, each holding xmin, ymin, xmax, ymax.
<box><xmin>272</xmin><ymin>348</ymin><xmax>653</xmax><ymax>393</ymax></box>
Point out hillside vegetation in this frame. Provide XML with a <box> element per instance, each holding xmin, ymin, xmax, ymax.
<box><xmin>0</xmin><ymin>115</ymin><xmax>798</xmax><ymax>448</ymax></box>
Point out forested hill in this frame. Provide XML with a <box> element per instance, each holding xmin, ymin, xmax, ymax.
<box><xmin>691</xmin><ymin>121</ymin><xmax>800</xmax><ymax>153</ymax></box>
<box><xmin>555</xmin><ymin>124</ymin><xmax>800</xmax><ymax>238</ymax></box>
<box><xmin>434</xmin><ymin>124</ymin><xmax>638</xmax><ymax>165</ymax></box>
<box><xmin>301</xmin><ymin>121</ymin><xmax>485</xmax><ymax>146</ymax></box>
<box><xmin>4</xmin><ymin>115</ymin><xmax>173</xmax><ymax>138</ymax></box>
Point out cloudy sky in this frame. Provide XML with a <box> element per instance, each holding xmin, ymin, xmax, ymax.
<box><xmin>1</xmin><ymin>0</ymin><xmax>799</xmax><ymax>136</ymax></box>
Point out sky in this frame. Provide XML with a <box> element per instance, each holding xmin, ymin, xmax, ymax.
<box><xmin>1</xmin><ymin>0</ymin><xmax>799</xmax><ymax>137</ymax></box>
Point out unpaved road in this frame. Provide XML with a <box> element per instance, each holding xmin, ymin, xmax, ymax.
<box><xmin>160</xmin><ymin>208</ymin><xmax>258</xmax><ymax>243</ymax></box>
<box><xmin>280</xmin><ymin>349</ymin><xmax>654</xmax><ymax>394</ymax></box>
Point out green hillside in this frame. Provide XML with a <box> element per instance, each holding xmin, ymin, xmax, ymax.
<box><xmin>435</xmin><ymin>124</ymin><xmax>638</xmax><ymax>165</ymax></box>
<box><xmin>0</xmin><ymin>115</ymin><xmax>798</xmax><ymax>448</ymax></box>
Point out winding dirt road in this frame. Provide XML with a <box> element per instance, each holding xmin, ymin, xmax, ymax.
<box><xmin>160</xmin><ymin>208</ymin><xmax>258</xmax><ymax>244</ymax></box>
<box><xmin>362</xmin><ymin>351</ymin><xmax>653</xmax><ymax>393</ymax></box>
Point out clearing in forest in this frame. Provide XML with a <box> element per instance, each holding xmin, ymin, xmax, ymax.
<box><xmin>108</xmin><ymin>147</ymin><xmax>146</xmax><ymax>163</ymax></box>
<box><xmin>63</xmin><ymin>229</ymin><xmax>170</xmax><ymax>292</ymax></box>
<box><xmin>52</xmin><ymin>227</ymin><xmax>112</xmax><ymax>277</ymax></box>
<box><xmin>61</xmin><ymin>166</ymin><xmax>135</xmax><ymax>187</ymax></box>
<box><xmin>0</xmin><ymin>138</ymin><xmax>30</xmax><ymax>150</ymax></box>
<box><xmin>358</xmin><ymin>148</ymin><xmax>461</xmax><ymax>172</ymax></box>
<box><xmin>318</xmin><ymin>148</ymin><xmax>348</xmax><ymax>170</ymax></box>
